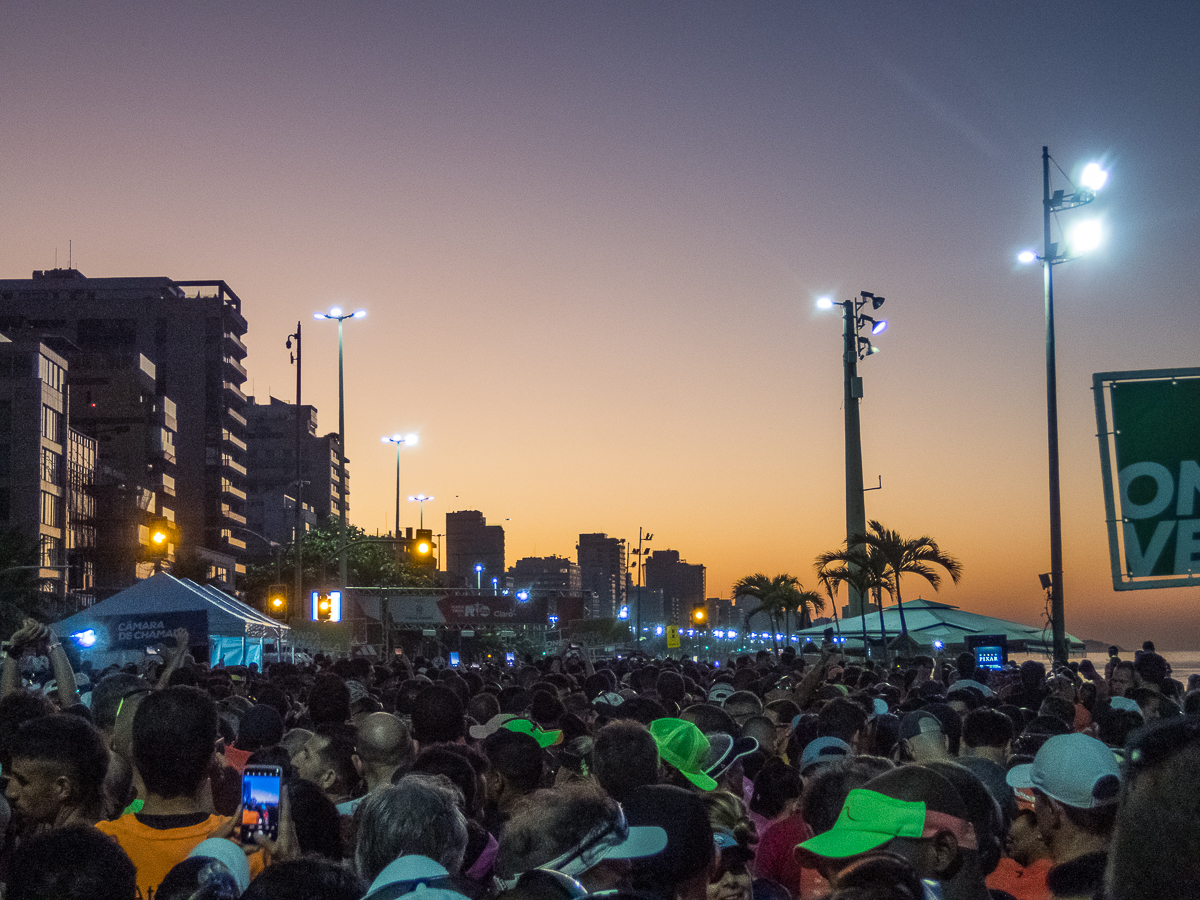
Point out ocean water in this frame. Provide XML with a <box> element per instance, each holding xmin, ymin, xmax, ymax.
<box><xmin>1009</xmin><ymin>649</ymin><xmax>1200</xmax><ymax>683</ymax></box>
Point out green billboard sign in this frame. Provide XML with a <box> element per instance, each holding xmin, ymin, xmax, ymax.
<box><xmin>1095</xmin><ymin>368</ymin><xmax>1200</xmax><ymax>590</ymax></box>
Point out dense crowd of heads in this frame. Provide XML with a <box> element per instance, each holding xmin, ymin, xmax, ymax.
<box><xmin>0</xmin><ymin>633</ymin><xmax>1197</xmax><ymax>900</ymax></box>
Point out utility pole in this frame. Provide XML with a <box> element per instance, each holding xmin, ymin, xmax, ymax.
<box><xmin>1043</xmin><ymin>146</ymin><xmax>1067</xmax><ymax>667</ymax></box>
<box><xmin>288</xmin><ymin>322</ymin><xmax>304</xmax><ymax>623</ymax></box>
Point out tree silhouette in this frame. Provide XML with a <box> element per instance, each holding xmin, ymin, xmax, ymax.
<box><xmin>733</xmin><ymin>573</ymin><xmax>824</xmax><ymax>651</ymax></box>
<box><xmin>815</xmin><ymin>544</ymin><xmax>893</xmax><ymax>662</ymax></box>
<box><xmin>850</xmin><ymin>520</ymin><xmax>963</xmax><ymax>638</ymax></box>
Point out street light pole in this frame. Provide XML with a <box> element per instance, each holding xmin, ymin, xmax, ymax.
<box><xmin>315</xmin><ymin>307</ymin><xmax>365</xmax><ymax>596</ymax></box>
<box><xmin>286</xmin><ymin>322</ymin><xmax>304</xmax><ymax>620</ymax></box>
<box><xmin>818</xmin><ymin>292</ymin><xmax>887</xmax><ymax>620</ymax></box>
<box><xmin>408</xmin><ymin>494</ymin><xmax>433</xmax><ymax>530</ymax></box>
<box><xmin>633</xmin><ymin>528</ymin><xmax>653</xmax><ymax>647</ymax></box>
<box><xmin>1042</xmin><ymin>146</ymin><xmax>1067</xmax><ymax>668</ymax></box>
<box><xmin>383</xmin><ymin>434</ymin><xmax>418</xmax><ymax>536</ymax></box>
<box><xmin>1021</xmin><ymin>147</ymin><xmax>1106</xmax><ymax>667</ymax></box>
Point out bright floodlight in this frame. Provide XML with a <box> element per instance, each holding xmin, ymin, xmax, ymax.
<box><xmin>405</xmin><ymin>433</ymin><xmax>418</xmax><ymax>446</ymax></box>
<box><xmin>816</xmin><ymin>296</ymin><xmax>834</xmax><ymax>309</ymax></box>
<box><xmin>353</xmin><ymin>310</ymin><xmax>367</xmax><ymax>318</ymax></box>
<box><xmin>1071</xmin><ymin>219</ymin><xmax>1103</xmax><ymax>254</ymax></box>
<box><xmin>1081</xmin><ymin>162</ymin><xmax>1108</xmax><ymax>192</ymax></box>
<box><xmin>871</xmin><ymin>319</ymin><xmax>888</xmax><ymax>335</ymax></box>
<box><xmin>1018</xmin><ymin>250</ymin><xmax>1038</xmax><ymax>264</ymax></box>
<box><xmin>329</xmin><ymin>306</ymin><xmax>343</xmax><ymax>317</ymax></box>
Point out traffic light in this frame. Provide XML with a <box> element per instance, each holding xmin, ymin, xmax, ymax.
<box><xmin>311</xmin><ymin>590</ymin><xmax>342</xmax><ymax>623</ymax></box>
<box><xmin>144</xmin><ymin>517</ymin><xmax>174</xmax><ymax>560</ymax></box>
<box><xmin>692</xmin><ymin>604</ymin><xmax>707</xmax><ymax>625</ymax></box>
<box><xmin>267</xmin><ymin>584</ymin><xmax>288</xmax><ymax>620</ymax></box>
<box><xmin>411</xmin><ymin>529</ymin><xmax>435</xmax><ymax>568</ymax></box>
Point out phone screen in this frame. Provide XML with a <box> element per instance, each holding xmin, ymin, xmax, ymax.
<box><xmin>505</xmin><ymin>652</ymin><xmax>515</xmax><ymax>666</ymax></box>
<box><xmin>240</xmin><ymin>766</ymin><xmax>282</xmax><ymax>841</ymax></box>
<box><xmin>449</xmin><ymin>651</ymin><xmax>460</xmax><ymax>667</ymax></box>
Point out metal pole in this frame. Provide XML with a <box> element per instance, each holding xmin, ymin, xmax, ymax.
<box><xmin>337</xmin><ymin>318</ymin><xmax>348</xmax><ymax>594</ymax></box>
<box><xmin>842</xmin><ymin>300</ymin><xmax>867</xmax><ymax>618</ymax></box>
<box><xmin>1043</xmin><ymin>146</ymin><xmax>1067</xmax><ymax>666</ymax></box>
<box><xmin>293</xmin><ymin>321</ymin><xmax>303</xmax><ymax>623</ymax></box>
<box><xmin>394</xmin><ymin>442</ymin><xmax>401</xmax><ymax>538</ymax></box>
<box><xmin>635</xmin><ymin>527</ymin><xmax>643</xmax><ymax>647</ymax></box>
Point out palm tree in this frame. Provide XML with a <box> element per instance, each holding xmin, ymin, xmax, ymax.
<box><xmin>732</xmin><ymin>573</ymin><xmax>824</xmax><ymax>652</ymax></box>
<box><xmin>734</xmin><ymin>573</ymin><xmax>782</xmax><ymax>653</ymax></box>
<box><xmin>850</xmin><ymin>520</ymin><xmax>963</xmax><ymax>638</ymax></box>
<box><xmin>815</xmin><ymin>545</ymin><xmax>893</xmax><ymax>663</ymax></box>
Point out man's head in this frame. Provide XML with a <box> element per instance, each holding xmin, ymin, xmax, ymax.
<box><xmin>411</xmin><ymin>685</ymin><xmax>466</xmax><ymax>747</ymax></box>
<box><xmin>496</xmin><ymin>781</ymin><xmax>667</xmax><ymax>893</ymax></box>
<box><xmin>722</xmin><ymin>691</ymin><xmax>762</xmax><ymax>727</ymax></box>
<box><xmin>592</xmin><ymin>720</ymin><xmax>660</xmax><ymax>802</ymax></box>
<box><xmin>797</xmin><ymin>766</ymin><xmax>976</xmax><ymax>886</ymax></box>
<box><xmin>7</xmin><ymin>825</ymin><xmax>136</xmax><ymax>900</ymax></box>
<box><xmin>354</xmin><ymin>774</ymin><xmax>468</xmax><ymax>883</ymax></box>
<box><xmin>1109</xmin><ymin>660</ymin><xmax>1135</xmax><ymax>697</ymax></box>
<box><xmin>6</xmin><ymin>715</ymin><xmax>109</xmax><ymax>824</ymax></box>
<box><xmin>624</xmin><ymin>784</ymin><xmax>716</xmax><ymax>900</ymax></box>
<box><xmin>960</xmin><ymin>708</ymin><xmax>1014</xmax><ymax>758</ymax></box>
<box><xmin>898</xmin><ymin>711</ymin><xmax>949</xmax><ymax>762</ymax></box>
<box><xmin>482</xmin><ymin>729</ymin><xmax>544</xmax><ymax>806</ymax></box>
<box><xmin>1133</xmin><ymin>652</ymin><xmax>1169</xmax><ymax>690</ymax></box>
<box><xmin>1005</xmin><ymin>733</ymin><xmax>1121</xmax><ymax>860</ymax></box>
<box><xmin>132</xmin><ymin>686</ymin><xmax>218</xmax><ymax>800</ymax></box>
<box><xmin>89</xmin><ymin>673</ymin><xmax>151</xmax><ymax>736</ymax></box>
<box><xmin>355</xmin><ymin>712</ymin><xmax>415</xmax><ymax>782</ymax></box>
<box><xmin>817</xmin><ymin>698</ymin><xmax>869</xmax><ymax>747</ymax></box>
<box><xmin>291</xmin><ymin>726</ymin><xmax>359</xmax><ymax>801</ymax></box>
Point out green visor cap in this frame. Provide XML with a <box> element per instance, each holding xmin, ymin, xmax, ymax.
<box><xmin>648</xmin><ymin>718</ymin><xmax>718</xmax><ymax>791</ymax></box>
<box><xmin>503</xmin><ymin>718</ymin><xmax>563</xmax><ymax>748</ymax></box>
<box><xmin>797</xmin><ymin>789</ymin><xmax>927</xmax><ymax>859</ymax></box>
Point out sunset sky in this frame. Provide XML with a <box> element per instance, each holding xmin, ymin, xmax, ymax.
<box><xmin>3</xmin><ymin>2</ymin><xmax>1198</xmax><ymax>648</ymax></box>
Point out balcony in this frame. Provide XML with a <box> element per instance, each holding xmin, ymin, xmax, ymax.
<box><xmin>223</xmin><ymin>355</ymin><xmax>248</xmax><ymax>381</ymax></box>
<box><xmin>223</xmin><ymin>331</ymin><xmax>248</xmax><ymax>359</ymax></box>
<box><xmin>226</xmin><ymin>407</ymin><xmax>247</xmax><ymax>428</ymax></box>
<box><xmin>223</xmin><ymin>381</ymin><xmax>247</xmax><ymax>404</ymax></box>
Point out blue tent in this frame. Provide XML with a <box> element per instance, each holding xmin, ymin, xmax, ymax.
<box><xmin>53</xmin><ymin>572</ymin><xmax>288</xmax><ymax>667</ymax></box>
<box><xmin>789</xmin><ymin>597</ymin><xmax>1084</xmax><ymax>654</ymax></box>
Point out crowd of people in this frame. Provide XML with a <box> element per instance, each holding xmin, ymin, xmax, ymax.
<box><xmin>0</xmin><ymin>618</ymin><xmax>1197</xmax><ymax>900</ymax></box>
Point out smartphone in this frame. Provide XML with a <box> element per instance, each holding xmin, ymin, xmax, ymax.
<box><xmin>505</xmin><ymin>652</ymin><xmax>515</xmax><ymax>666</ymax></box>
<box><xmin>240</xmin><ymin>765</ymin><xmax>282</xmax><ymax>842</ymax></box>
<box><xmin>449</xmin><ymin>651</ymin><xmax>460</xmax><ymax>667</ymax></box>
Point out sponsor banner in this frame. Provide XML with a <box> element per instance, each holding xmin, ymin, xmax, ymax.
<box><xmin>354</xmin><ymin>591</ymin><xmax>589</xmax><ymax>627</ymax></box>
<box><xmin>103</xmin><ymin>610</ymin><xmax>209</xmax><ymax>651</ymax></box>
<box><xmin>1095</xmin><ymin>368</ymin><xmax>1200</xmax><ymax>590</ymax></box>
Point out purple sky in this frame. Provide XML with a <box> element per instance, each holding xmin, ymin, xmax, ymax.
<box><xmin>3</xmin><ymin>2</ymin><xmax>1199</xmax><ymax>647</ymax></box>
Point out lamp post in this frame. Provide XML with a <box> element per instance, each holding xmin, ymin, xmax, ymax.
<box><xmin>475</xmin><ymin>563</ymin><xmax>483</xmax><ymax>590</ymax></box>
<box><xmin>1020</xmin><ymin>147</ymin><xmax>1106</xmax><ymax>666</ymax></box>
<box><xmin>286</xmin><ymin>323</ymin><xmax>304</xmax><ymax>636</ymax></box>
<box><xmin>382</xmin><ymin>434</ymin><xmax>418</xmax><ymax>536</ymax></box>
<box><xmin>817</xmin><ymin>292</ymin><xmax>888</xmax><ymax>618</ymax></box>
<box><xmin>632</xmin><ymin>528</ymin><xmax>653</xmax><ymax>646</ymax></box>
<box><xmin>315</xmin><ymin>307</ymin><xmax>365</xmax><ymax>595</ymax></box>
<box><xmin>408</xmin><ymin>494</ymin><xmax>433</xmax><ymax>530</ymax></box>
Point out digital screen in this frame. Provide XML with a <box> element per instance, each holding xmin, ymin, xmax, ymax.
<box><xmin>975</xmin><ymin>646</ymin><xmax>1004</xmax><ymax>669</ymax></box>
<box><xmin>505</xmin><ymin>652</ymin><xmax>515</xmax><ymax>665</ymax></box>
<box><xmin>449</xmin><ymin>652</ymin><xmax>460</xmax><ymax>667</ymax></box>
<box><xmin>241</xmin><ymin>772</ymin><xmax>280</xmax><ymax>839</ymax></box>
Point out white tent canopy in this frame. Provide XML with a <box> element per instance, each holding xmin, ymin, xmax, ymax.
<box><xmin>53</xmin><ymin>572</ymin><xmax>288</xmax><ymax>666</ymax></box>
<box><xmin>790</xmin><ymin>597</ymin><xmax>1084</xmax><ymax>653</ymax></box>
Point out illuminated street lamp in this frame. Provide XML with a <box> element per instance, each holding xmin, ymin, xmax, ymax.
<box><xmin>408</xmin><ymin>493</ymin><xmax>433</xmax><ymax>530</ymax></box>
<box><xmin>475</xmin><ymin>563</ymin><xmax>483</xmax><ymax>590</ymax></box>
<box><xmin>315</xmin><ymin>306</ymin><xmax>366</xmax><ymax>593</ymax></box>
<box><xmin>1018</xmin><ymin>146</ymin><xmax>1107</xmax><ymax>666</ymax></box>
<box><xmin>382</xmin><ymin>433</ymin><xmax>418</xmax><ymax>536</ymax></box>
<box><xmin>816</xmin><ymin>291</ymin><xmax>890</xmax><ymax>617</ymax></box>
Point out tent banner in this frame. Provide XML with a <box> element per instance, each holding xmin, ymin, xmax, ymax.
<box><xmin>1095</xmin><ymin>368</ymin><xmax>1200</xmax><ymax>590</ymax></box>
<box><xmin>102</xmin><ymin>610</ymin><xmax>209</xmax><ymax>652</ymax></box>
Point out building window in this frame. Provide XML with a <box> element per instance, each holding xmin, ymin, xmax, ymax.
<box><xmin>41</xmin><ymin>447</ymin><xmax>60</xmax><ymax>485</ymax></box>
<box><xmin>41</xmin><ymin>406</ymin><xmax>61</xmax><ymax>444</ymax></box>
<box><xmin>40</xmin><ymin>535</ymin><xmax>60</xmax><ymax>567</ymax></box>
<box><xmin>41</xmin><ymin>491</ymin><xmax>61</xmax><ymax>527</ymax></box>
<box><xmin>38</xmin><ymin>355</ymin><xmax>64</xmax><ymax>392</ymax></box>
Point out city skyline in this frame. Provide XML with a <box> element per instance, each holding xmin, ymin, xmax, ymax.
<box><xmin>2</xmin><ymin>3</ymin><xmax>1198</xmax><ymax>647</ymax></box>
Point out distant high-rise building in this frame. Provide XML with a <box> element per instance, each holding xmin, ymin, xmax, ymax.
<box><xmin>244</xmin><ymin>397</ymin><xmax>335</xmax><ymax>545</ymax></box>
<box><xmin>510</xmin><ymin>556</ymin><xmax>582</xmax><ymax>592</ymax></box>
<box><xmin>0</xmin><ymin>269</ymin><xmax>249</xmax><ymax>587</ymax></box>
<box><xmin>577</xmin><ymin>533</ymin><xmax>626</xmax><ymax>619</ymax></box>
<box><xmin>645</xmin><ymin>549</ymin><xmax>706</xmax><ymax>627</ymax></box>
<box><xmin>445</xmin><ymin>510</ymin><xmax>504</xmax><ymax>586</ymax></box>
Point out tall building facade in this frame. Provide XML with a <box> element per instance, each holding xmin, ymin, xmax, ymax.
<box><xmin>510</xmin><ymin>556</ymin><xmax>582</xmax><ymax>592</ymax></box>
<box><xmin>244</xmin><ymin>397</ymin><xmax>336</xmax><ymax>546</ymax></box>
<box><xmin>0</xmin><ymin>337</ymin><xmax>73</xmax><ymax>607</ymax></box>
<box><xmin>645</xmin><ymin>549</ymin><xmax>706</xmax><ymax>627</ymax></box>
<box><xmin>445</xmin><ymin>510</ymin><xmax>504</xmax><ymax>586</ymax></box>
<box><xmin>0</xmin><ymin>269</ymin><xmax>250</xmax><ymax>587</ymax></box>
<box><xmin>576</xmin><ymin>533</ymin><xmax>626</xmax><ymax>619</ymax></box>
